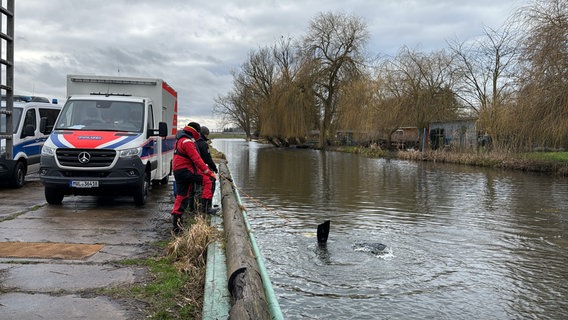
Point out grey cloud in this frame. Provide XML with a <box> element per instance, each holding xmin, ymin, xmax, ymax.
<box><xmin>13</xmin><ymin>0</ymin><xmax>529</xmax><ymax>129</ymax></box>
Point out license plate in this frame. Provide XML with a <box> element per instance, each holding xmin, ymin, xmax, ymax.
<box><xmin>70</xmin><ymin>180</ymin><xmax>99</xmax><ymax>188</ymax></box>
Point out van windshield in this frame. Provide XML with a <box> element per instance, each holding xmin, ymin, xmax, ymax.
<box><xmin>0</xmin><ymin>107</ymin><xmax>23</xmax><ymax>133</ymax></box>
<box><xmin>54</xmin><ymin>100</ymin><xmax>144</xmax><ymax>132</ymax></box>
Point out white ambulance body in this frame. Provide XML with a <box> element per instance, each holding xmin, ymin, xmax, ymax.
<box><xmin>40</xmin><ymin>75</ymin><xmax>178</xmax><ymax>205</ymax></box>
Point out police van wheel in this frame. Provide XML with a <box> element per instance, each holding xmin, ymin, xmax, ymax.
<box><xmin>10</xmin><ymin>161</ymin><xmax>26</xmax><ymax>188</ymax></box>
<box><xmin>45</xmin><ymin>187</ymin><xmax>64</xmax><ymax>205</ymax></box>
<box><xmin>134</xmin><ymin>171</ymin><xmax>149</xmax><ymax>206</ymax></box>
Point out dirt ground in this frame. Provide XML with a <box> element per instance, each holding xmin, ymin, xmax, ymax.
<box><xmin>0</xmin><ymin>176</ymin><xmax>174</xmax><ymax>319</ymax></box>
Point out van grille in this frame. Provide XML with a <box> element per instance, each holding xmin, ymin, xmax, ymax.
<box><xmin>56</xmin><ymin>148</ymin><xmax>116</xmax><ymax>167</ymax></box>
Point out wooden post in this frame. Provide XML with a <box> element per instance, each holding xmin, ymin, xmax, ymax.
<box><xmin>219</xmin><ymin>162</ymin><xmax>271</xmax><ymax>319</ymax></box>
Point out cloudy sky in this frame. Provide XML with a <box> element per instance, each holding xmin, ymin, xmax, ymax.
<box><xmin>14</xmin><ymin>0</ymin><xmax>530</xmax><ymax>130</ymax></box>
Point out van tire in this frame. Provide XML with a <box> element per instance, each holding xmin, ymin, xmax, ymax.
<box><xmin>45</xmin><ymin>187</ymin><xmax>64</xmax><ymax>205</ymax></box>
<box><xmin>133</xmin><ymin>171</ymin><xmax>149</xmax><ymax>206</ymax></box>
<box><xmin>10</xmin><ymin>161</ymin><xmax>26</xmax><ymax>188</ymax></box>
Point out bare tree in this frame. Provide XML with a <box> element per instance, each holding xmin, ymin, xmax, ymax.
<box><xmin>379</xmin><ymin>47</ymin><xmax>461</xmax><ymax>146</ymax></box>
<box><xmin>272</xmin><ymin>36</ymin><xmax>295</xmax><ymax>82</ymax></box>
<box><xmin>301</xmin><ymin>12</ymin><xmax>369</xmax><ymax>149</ymax></box>
<box><xmin>514</xmin><ymin>0</ymin><xmax>568</xmax><ymax>150</ymax></box>
<box><xmin>261</xmin><ymin>78</ymin><xmax>315</xmax><ymax>146</ymax></box>
<box><xmin>335</xmin><ymin>74</ymin><xmax>375</xmax><ymax>144</ymax></box>
<box><xmin>257</xmin><ymin>37</ymin><xmax>318</xmax><ymax>146</ymax></box>
<box><xmin>213</xmin><ymin>80</ymin><xmax>255</xmax><ymax>139</ymax></box>
<box><xmin>449</xmin><ymin>23</ymin><xmax>519</xmax><ymax>149</ymax></box>
<box><xmin>239</xmin><ymin>47</ymin><xmax>277</xmax><ymax>133</ymax></box>
<box><xmin>375</xmin><ymin>58</ymin><xmax>415</xmax><ymax>139</ymax></box>
<box><xmin>214</xmin><ymin>47</ymin><xmax>277</xmax><ymax>138</ymax></box>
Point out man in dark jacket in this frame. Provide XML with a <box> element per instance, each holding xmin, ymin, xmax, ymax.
<box><xmin>195</xmin><ymin>126</ymin><xmax>219</xmax><ymax>214</ymax></box>
<box><xmin>170</xmin><ymin>122</ymin><xmax>214</xmax><ymax>234</ymax></box>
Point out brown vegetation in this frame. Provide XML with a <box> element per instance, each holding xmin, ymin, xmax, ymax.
<box><xmin>214</xmin><ymin>0</ymin><xmax>568</xmax><ymax>154</ymax></box>
<box><xmin>166</xmin><ymin>214</ymin><xmax>220</xmax><ymax>319</ymax></box>
<box><xmin>338</xmin><ymin>145</ymin><xmax>568</xmax><ymax>176</ymax></box>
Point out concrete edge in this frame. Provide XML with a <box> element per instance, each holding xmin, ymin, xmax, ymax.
<box><xmin>202</xmin><ymin>176</ymin><xmax>230</xmax><ymax>319</ymax></box>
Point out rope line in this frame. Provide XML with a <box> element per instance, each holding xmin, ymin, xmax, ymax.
<box><xmin>218</xmin><ymin>172</ymin><xmax>292</xmax><ymax>222</ymax></box>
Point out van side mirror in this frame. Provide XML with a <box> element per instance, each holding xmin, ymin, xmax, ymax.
<box><xmin>147</xmin><ymin>122</ymin><xmax>168</xmax><ymax>138</ymax></box>
<box><xmin>39</xmin><ymin>117</ymin><xmax>49</xmax><ymax>134</ymax></box>
<box><xmin>158</xmin><ymin>122</ymin><xmax>168</xmax><ymax>137</ymax></box>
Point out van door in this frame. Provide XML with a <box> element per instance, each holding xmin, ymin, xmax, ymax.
<box><xmin>19</xmin><ymin>107</ymin><xmax>40</xmax><ymax>164</ymax></box>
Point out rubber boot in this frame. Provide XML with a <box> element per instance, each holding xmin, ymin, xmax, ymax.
<box><xmin>172</xmin><ymin>214</ymin><xmax>183</xmax><ymax>235</ymax></box>
<box><xmin>187</xmin><ymin>193</ymin><xmax>195</xmax><ymax>212</ymax></box>
<box><xmin>201</xmin><ymin>198</ymin><xmax>219</xmax><ymax>215</ymax></box>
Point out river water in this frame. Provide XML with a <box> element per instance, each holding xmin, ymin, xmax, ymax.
<box><xmin>212</xmin><ymin>139</ymin><xmax>568</xmax><ymax>320</ymax></box>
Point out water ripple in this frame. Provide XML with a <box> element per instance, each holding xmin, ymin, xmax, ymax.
<box><xmin>213</xmin><ymin>139</ymin><xmax>568</xmax><ymax>320</ymax></box>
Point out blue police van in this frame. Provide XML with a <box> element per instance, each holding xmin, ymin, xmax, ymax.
<box><xmin>1</xmin><ymin>96</ymin><xmax>61</xmax><ymax>187</ymax></box>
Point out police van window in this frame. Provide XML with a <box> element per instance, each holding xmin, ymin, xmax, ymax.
<box><xmin>20</xmin><ymin>109</ymin><xmax>37</xmax><ymax>138</ymax></box>
<box><xmin>39</xmin><ymin>108</ymin><xmax>60</xmax><ymax>133</ymax></box>
<box><xmin>24</xmin><ymin>109</ymin><xmax>37</xmax><ymax>130</ymax></box>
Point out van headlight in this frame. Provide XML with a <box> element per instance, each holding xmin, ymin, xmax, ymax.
<box><xmin>119</xmin><ymin>147</ymin><xmax>142</xmax><ymax>158</ymax></box>
<box><xmin>41</xmin><ymin>145</ymin><xmax>55</xmax><ymax>156</ymax></box>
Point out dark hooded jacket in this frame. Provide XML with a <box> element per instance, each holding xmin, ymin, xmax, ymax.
<box><xmin>196</xmin><ymin>134</ymin><xmax>218</xmax><ymax>173</ymax></box>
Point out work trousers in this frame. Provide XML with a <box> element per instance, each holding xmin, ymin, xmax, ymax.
<box><xmin>171</xmin><ymin>168</ymin><xmax>201</xmax><ymax>215</ymax></box>
<box><xmin>201</xmin><ymin>173</ymin><xmax>215</xmax><ymax>200</ymax></box>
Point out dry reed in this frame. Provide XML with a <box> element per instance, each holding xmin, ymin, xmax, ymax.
<box><xmin>166</xmin><ymin>214</ymin><xmax>220</xmax><ymax>316</ymax></box>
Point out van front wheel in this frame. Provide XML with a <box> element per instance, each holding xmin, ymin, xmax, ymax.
<box><xmin>45</xmin><ymin>187</ymin><xmax>64</xmax><ymax>205</ymax></box>
<box><xmin>10</xmin><ymin>161</ymin><xmax>26</xmax><ymax>188</ymax></box>
<box><xmin>133</xmin><ymin>171</ymin><xmax>149</xmax><ymax>206</ymax></box>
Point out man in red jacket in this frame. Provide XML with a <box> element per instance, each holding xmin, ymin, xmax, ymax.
<box><xmin>171</xmin><ymin>122</ymin><xmax>215</xmax><ymax>234</ymax></box>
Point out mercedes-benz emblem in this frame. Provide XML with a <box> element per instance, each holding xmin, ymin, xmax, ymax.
<box><xmin>78</xmin><ymin>151</ymin><xmax>91</xmax><ymax>164</ymax></box>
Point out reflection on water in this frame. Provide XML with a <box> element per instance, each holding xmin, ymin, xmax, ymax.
<box><xmin>213</xmin><ymin>139</ymin><xmax>568</xmax><ymax>320</ymax></box>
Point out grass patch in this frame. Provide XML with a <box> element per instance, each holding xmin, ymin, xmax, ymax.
<box><xmin>210</xmin><ymin>133</ymin><xmax>247</xmax><ymax>139</ymax></box>
<box><xmin>106</xmin><ymin>215</ymin><xmax>220</xmax><ymax>319</ymax></box>
<box><xmin>330</xmin><ymin>145</ymin><xmax>387</xmax><ymax>158</ymax></box>
<box><xmin>522</xmin><ymin>152</ymin><xmax>568</xmax><ymax>162</ymax></box>
<box><xmin>108</xmin><ymin>256</ymin><xmax>195</xmax><ymax>319</ymax></box>
<box><xmin>335</xmin><ymin>145</ymin><xmax>568</xmax><ymax>175</ymax></box>
<box><xmin>209</xmin><ymin>145</ymin><xmax>226</xmax><ymax>161</ymax></box>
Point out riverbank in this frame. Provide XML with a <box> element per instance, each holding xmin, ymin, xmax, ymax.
<box><xmin>330</xmin><ymin>146</ymin><xmax>568</xmax><ymax>177</ymax></box>
<box><xmin>213</xmin><ymin>135</ymin><xmax>568</xmax><ymax>177</ymax></box>
<box><xmin>139</xmin><ymin>147</ymin><xmax>229</xmax><ymax>319</ymax></box>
